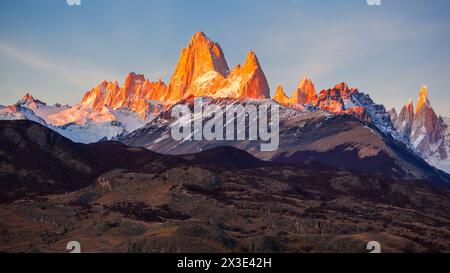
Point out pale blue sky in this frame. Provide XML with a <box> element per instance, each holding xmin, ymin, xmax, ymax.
<box><xmin>0</xmin><ymin>0</ymin><xmax>449</xmax><ymax>115</ymax></box>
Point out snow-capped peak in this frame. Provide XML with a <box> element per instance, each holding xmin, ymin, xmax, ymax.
<box><xmin>17</xmin><ymin>93</ymin><xmax>46</xmax><ymax>107</ymax></box>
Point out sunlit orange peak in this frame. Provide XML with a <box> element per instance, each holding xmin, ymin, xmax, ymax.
<box><xmin>273</xmin><ymin>85</ymin><xmax>290</xmax><ymax>105</ymax></box>
<box><xmin>416</xmin><ymin>85</ymin><xmax>428</xmax><ymax>114</ymax></box>
<box><xmin>290</xmin><ymin>77</ymin><xmax>317</xmax><ymax>105</ymax></box>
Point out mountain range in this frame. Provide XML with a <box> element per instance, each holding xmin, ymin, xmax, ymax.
<box><xmin>1</xmin><ymin>32</ymin><xmax>450</xmax><ymax>253</ymax></box>
<box><xmin>1</xmin><ymin>32</ymin><xmax>448</xmax><ymax>175</ymax></box>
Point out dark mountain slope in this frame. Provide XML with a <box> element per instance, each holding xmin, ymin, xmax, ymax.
<box><xmin>0</xmin><ymin>120</ymin><xmax>271</xmax><ymax>202</ymax></box>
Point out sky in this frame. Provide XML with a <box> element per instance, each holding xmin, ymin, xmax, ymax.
<box><xmin>0</xmin><ymin>0</ymin><xmax>450</xmax><ymax>115</ymax></box>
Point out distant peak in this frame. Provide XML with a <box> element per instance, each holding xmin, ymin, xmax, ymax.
<box><xmin>275</xmin><ymin>85</ymin><xmax>286</xmax><ymax>96</ymax></box>
<box><xmin>298</xmin><ymin>77</ymin><xmax>315</xmax><ymax>89</ymax></box>
<box><xmin>22</xmin><ymin>93</ymin><xmax>34</xmax><ymax>101</ymax></box>
<box><xmin>245</xmin><ymin>50</ymin><xmax>259</xmax><ymax>66</ymax></box>
<box><xmin>273</xmin><ymin>84</ymin><xmax>290</xmax><ymax>105</ymax></box>
<box><xmin>403</xmin><ymin>97</ymin><xmax>415</xmax><ymax>113</ymax></box>
<box><xmin>189</xmin><ymin>32</ymin><xmax>210</xmax><ymax>46</ymax></box>
<box><xmin>416</xmin><ymin>85</ymin><xmax>430</xmax><ymax>113</ymax></box>
<box><xmin>419</xmin><ymin>85</ymin><xmax>428</xmax><ymax>98</ymax></box>
<box><xmin>192</xmin><ymin>31</ymin><xmax>207</xmax><ymax>39</ymax></box>
<box><xmin>300</xmin><ymin>76</ymin><xmax>312</xmax><ymax>83</ymax></box>
<box><xmin>17</xmin><ymin>93</ymin><xmax>45</xmax><ymax>106</ymax></box>
<box><xmin>334</xmin><ymin>82</ymin><xmax>350</xmax><ymax>91</ymax></box>
<box><xmin>406</xmin><ymin>97</ymin><xmax>414</xmax><ymax>107</ymax></box>
<box><xmin>125</xmin><ymin>72</ymin><xmax>145</xmax><ymax>80</ymax></box>
<box><xmin>291</xmin><ymin>77</ymin><xmax>317</xmax><ymax>105</ymax></box>
<box><xmin>165</xmin><ymin>31</ymin><xmax>230</xmax><ymax>101</ymax></box>
<box><xmin>124</xmin><ymin>72</ymin><xmax>146</xmax><ymax>88</ymax></box>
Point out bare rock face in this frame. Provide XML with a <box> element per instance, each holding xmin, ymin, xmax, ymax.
<box><xmin>273</xmin><ymin>85</ymin><xmax>290</xmax><ymax>105</ymax></box>
<box><xmin>395</xmin><ymin>99</ymin><xmax>415</xmax><ymax>136</ymax></box>
<box><xmin>392</xmin><ymin>85</ymin><xmax>450</xmax><ymax>174</ymax></box>
<box><xmin>80</xmin><ymin>73</ymin><xmax>167</xmax><ymax>119</ymax></box>
<box><xmin>411</xmin><ymin>86</ymin><xmax>443</xmax><ymax>157</ymax></box>
<box><xmin>164</xmin><ymin>32</ymin><xmax>230</xmax><ymax>101</ymax></box>
<box><xmin>165</xmin><ymin>33</ymin><xmax>270</xmax><ymax>101</ymax></box>
<box><xmin>226</xmin><ymin>50</ymin><xmax>271</xmax><ymax>99</ymax></box>
<box><xmin>273</xmin><ymin>77</ymin><xmax>317</xmax><ymax>108</ymax></box>
<box><xmin>16</xmin><ymin>93</ymin><xmax>47</xmax><ymax>108</ymax></box>
<box><xmin>291</xmin><ymin>77</ymin><xmax>317</xmax><ymax>105</ymax></box>
<box><xmin>314</xmin><ymin>82</ymin><xmax>366</xmax><ymax>120</ymax></box>
<box><xmin>81</xmin><ymin>80</ymin><xmax>119</xmax><ymax>111</ymax></box>
<box><xmin>389</xmin><ymin>108</ymin><xmax>398</xmax><ymax>124</ymax></box>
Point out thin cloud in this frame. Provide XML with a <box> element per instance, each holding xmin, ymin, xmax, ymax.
<box><xmin>0</xmin><ymin>40</ymin><xmax>119</xmax><ymax>89</ymax></box>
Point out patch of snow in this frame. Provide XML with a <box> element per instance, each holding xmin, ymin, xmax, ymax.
<box><xmin>111</xmin><ymin>108</ymin><xmax>151</xmax><ymax>133</ymax></box>
<box><xmin>54</xmin><ymin>121</ymin><xmax>124</xmax><ymax>144</ymax></box>
<box><xmin>25</xmin><ymin>103</ymin><xmax>69</xmax><ymax>123</ymax></box>
<box><xmin>193</xmin><ymin>71</ymin><xmax>221</xmax><ymax>87</ymax></box>
<box><xmin>0</xmin><ymin>105</ymin><xmax>48</xmax><ymax>126</ymax></box>
<box><xmin>351</xmin><ymin>92</ymin><xmax>410</xmax><ymax>147</ymax></box>
<box><xmin>426</xmin><ymin>156</ymin><xmax>450</xmax><ymax>175</ymax></box>
<box><xmin>413</xmin><ymin>135</ymin><xmax>425</xmax><ymax>149</ymax></box>
<box><xmin>213</xmin><ymin>76</ymin><xmax>242</xmax><ymax>98</ymax></box>
<box><xmin>343</xmin><ymin>98</ymin><xmax>357</xmax><ymax>109</ymax></box>
<box><xmin>0</xmin><ymin>107</ymin><xmax>25</xmax><ymax>120</ymax></box>
<box><xmin>47</xmin><ymin>103</ymin><xmax>116</xmax><ymax>126</ymax></box>
<box><xmin>153</xmin><ymin>133</ymin><xmax>170</xmax><ymax>144</ymax></box>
